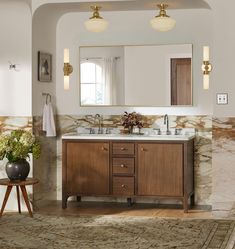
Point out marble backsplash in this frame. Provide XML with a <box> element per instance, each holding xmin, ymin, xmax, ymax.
<box><xmin>54</xmin><ymin>114</ymin><xmax>212</xmax><ymax>206</ymax></box>
<box><xmin>212</xmin><ymin>117</ymin><xmax>235</xmax><ymax>217</ymax></box>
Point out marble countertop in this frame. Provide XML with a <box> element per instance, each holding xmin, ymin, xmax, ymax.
<box><xmin>62</xmin><ymin>133</ymin><xmax>195</xmax><ymax>141</ymax></box>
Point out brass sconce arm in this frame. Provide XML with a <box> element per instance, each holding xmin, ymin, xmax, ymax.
<box><xmin>202</xmin><ymin>61</ymin><xmax>212</xmax><ymax>75</ymax></box>
<box><xmin>63</xmin><ymin>63</ymin><xmax>73</xmax><ymax>76</ymax></box>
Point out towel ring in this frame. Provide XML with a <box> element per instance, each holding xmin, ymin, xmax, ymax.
<box><xmin>42</xmin><ymin>93</ymin><xmax>52</xmax><ymax>104</ymax></box>
<box><xmin>46</xmin><ymin>94</ymin><xmax>51</xmax><ymax>104</ymax></box>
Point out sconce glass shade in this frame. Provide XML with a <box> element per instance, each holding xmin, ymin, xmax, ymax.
<box><xmin>203</xmin><ymin>74</ymin><xmax>209</xmax><ymax>90</ymax></box>
<box><xmin>64</xmin><ymin>76</ymin><xmax>69</xmax><ymax>90</ymax></box>
<box><xmin>150</xmin><ymin>4</ymin><xmax>176</xmax><ymax>32</ymax></box>
<box><xmin>85</xmin><ymin>6</ymin><xmax>108</xmax><ymax>33</ymax></box>
<box><xmin>63</xmin><ymin>48</ymin><xmax>73</xmax><ymax>90</ymax></box>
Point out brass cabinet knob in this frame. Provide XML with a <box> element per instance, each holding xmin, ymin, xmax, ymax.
<box><xmin>101</xmin><ymin>147</ymin><xmax>107</xmax><ymax>151</ymax></box>
<box><xmin>121</xmin><ymin>147</ymin><xmax>126</xmax><ymax>151</ymax></box>
<box><xmin>120</xmin><ymin>164</ymin><xmax>125</xmax><ymax>168</ymax></box>
<box><xmin>141</xmin><ymin>147</ymin><xmax>145</xmax><ymax>151</ymax></box>
<box><xmin>121</xmin><ymin>184</ymin><xmax>126</xmax><ymax>188</ymax></box>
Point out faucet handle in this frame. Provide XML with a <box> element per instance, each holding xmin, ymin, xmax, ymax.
<box><xmin>175</xmin><ymin>128</ymin><xmax>182</xmax><ymax>135</ymax></box>
<box><xmin>105</xmin><ymin>127</ymin><xmax>112</xmax><ymax>134</ymax></box>
<box><xmin>86</xmin><ymin>128</ymin><xmax>95</xmax><ymax>134</ymax></box>
<box><xmin>153</xmin><ymin>128</ymin><xmax>161</xmax><ymax>135</ymax></box>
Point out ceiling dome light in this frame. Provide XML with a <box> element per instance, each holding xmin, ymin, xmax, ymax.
<box><xmin>150</xmin><ymin>4</ymin><xmax>176</xmax><ymax>32</ymax></box>
<box><xmin>85</xmin><ymin>6</ymin><xmax>108</xmax><ymax>33</ymax></box>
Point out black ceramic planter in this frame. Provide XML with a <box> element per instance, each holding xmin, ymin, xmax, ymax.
<box><xmin>5</xmin><ymin>159</ymin><xmax>30</xmax><ymax>181</ymax></box>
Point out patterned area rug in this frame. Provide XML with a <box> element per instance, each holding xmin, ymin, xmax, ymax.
<box><xmin>0</xmin><ymin>214</ymin><xmax>235</xmax><ymax>249</ymax></box>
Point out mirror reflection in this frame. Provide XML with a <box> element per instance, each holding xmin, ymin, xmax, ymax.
<box><xmin>79</xmin><ymin>44</ymin><xmax>192</xmax><ymax>106</ymax></box>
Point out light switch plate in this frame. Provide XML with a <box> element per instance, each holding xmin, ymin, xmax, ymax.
<box><xmin>216</xmin><ymin>93</ymin><xmax>228</xmax><ymax>105</ymax></box>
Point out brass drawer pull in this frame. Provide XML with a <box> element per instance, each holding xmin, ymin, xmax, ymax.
<box><xmin>121</xmin><ymin>184</ymin><xmax>126</xmax><ymax>188</ymax></box>
<box><xmin>101</xmin><ymin>147</ymin><xmax>107</xmax><ymax>151</ymax></box>
<box><xmin>141</xmin><ymin>147</ymin><xmax>145</xmax><ymax>151</ymax></box>
<box><xmin>121</xmin><ymin>147</ymin><xmax>126</xmax><ymax>151</ymax></box>
<box><xmin>120</xmin><ymin>164</ymin><xmax>126</xmax><ymax>168</ymax></box>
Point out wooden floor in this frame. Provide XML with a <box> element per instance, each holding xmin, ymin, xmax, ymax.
<box><xmin>35</xmin><ymin>201</ymin><xmax>212</xmax><ymax>219</ymax></box>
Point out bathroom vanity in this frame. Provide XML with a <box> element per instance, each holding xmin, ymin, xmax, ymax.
<box><xmin>62</xmin><ymin>134</ymin><xmax>194</xmax><ymax>212</ymax></box>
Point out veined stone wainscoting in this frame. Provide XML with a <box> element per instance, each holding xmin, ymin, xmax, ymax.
<box><xmin>0</xmin><ymin>116</ymin><xmax>32</xmax><ymax>212</ymax></box>
<box><xmin>212</xmin><ymin>117</ymin><xmax>235</xmax><ymax>217</ymax></box>
<box><xmin>33</xmin><ymin>116</ymin><xmax>57</xmax><ymax>206</ymax></box>
<box><xmin>56</xmin><ymin>115</ymin><xmax>212</xmax><ymax>206</ymax></box>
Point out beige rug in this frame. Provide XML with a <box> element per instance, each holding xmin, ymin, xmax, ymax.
<box><xmin>0</xmin><ymin>214</ymin><xmax>235</xmax><ymax>249</ymax></box>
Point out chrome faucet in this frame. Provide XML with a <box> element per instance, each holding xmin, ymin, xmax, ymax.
<box><xmin>164</xmin><ymin>114</ymin><xmax>171</xmax><ymax>135</ymax></box>
<box><xmin>94</xmin><ymin>114</ymin><xmax>103</xmax><ymax>134</ymax></box>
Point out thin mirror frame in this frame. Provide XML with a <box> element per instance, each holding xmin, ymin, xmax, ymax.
<box><xmin>79</xmin><ymin>43</ymin><xmax>193</xmax><ymax>107</ymax></box>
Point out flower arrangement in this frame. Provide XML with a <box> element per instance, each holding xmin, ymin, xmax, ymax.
<box><xmin>0</xmin><ymin>130</ymin><xmax>41</xmax><ymax>162</ymax></box>
<box><xmin>121</xmin><ymin>111</ymin><xmax>143</xmax><ymax>133</ymax></box>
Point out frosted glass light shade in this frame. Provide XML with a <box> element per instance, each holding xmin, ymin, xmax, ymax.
<box><xmin>64</xmin><ymin>76</ymin><xmax>69</xmax><ymax>90</ymax></box>
<box><xmin>64</xmin><ymin>48</ymin><xmax>69</xmax><ymax>63</ymax></box>
<box><xmin>150</xmin><ymin>16</ymin><xmax>176</xmax><ymax>32</ymax></box>
<box><xmin>203</xmin><ymin>74</ymin><xmax>209</xmax><ymax>90</ymax></box>
<box><xmin>203</xmin><ymin>46</ymin><xmax>209</xmax><ymax>61</ymax></box>
<box><xmin>85</xmin><ymin>18</ymin><xmax>108</xmax><ymax>32</ymax></box>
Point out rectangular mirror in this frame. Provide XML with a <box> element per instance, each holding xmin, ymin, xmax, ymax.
<box><xmin>79</xmin><ymin>44</ymin><xmax>192</xmax><ymax>107</ymax></box>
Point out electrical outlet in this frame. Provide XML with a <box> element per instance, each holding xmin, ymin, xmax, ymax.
<box><xmin>216</xmin><ymin>93</ymin><xmax>228</xmax><ymax>105</ymax></box>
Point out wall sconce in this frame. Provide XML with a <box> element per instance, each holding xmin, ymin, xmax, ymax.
<box><xmin>150</xmin><ymin>4</ymin><xmax>176</xmax><ymax>32</ymax></box>
<box><xmin>202</xmin><ymin>46</ymin><xmax>212</xmax><ymax>90</ymax></box>
<box><xmin>85</xmin><ymin>6</ymin><xmax>108</xmax><ymax>33</ymax></box>
<box><xmin>63</xmin><ymin>48</ymin><xmax>73</xmax><ymax>90</ymax></box>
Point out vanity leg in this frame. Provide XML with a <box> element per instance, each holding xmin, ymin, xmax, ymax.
<box><xmin>183</xmin><ymin>196</ymin><xmax>188</xmax><ymax>213</ymax></box>
<box><xmin>62</xmin><ymin>195</ymin><xmax>68</xmax><ymax>209</ymax></box>
<box><xmin>77</xmin><ymin>196</ymin><xmax>81</xmax><ymax>202</ymax></box>
<box><xmin>190</xmin><ymin>193</ymin><xmax>195</xmax><ymax>207</ymax></box>
<box><xmin>127</xmin><ymin>198</ymin><xmax>133</xmax><ymax>207</ymax></box>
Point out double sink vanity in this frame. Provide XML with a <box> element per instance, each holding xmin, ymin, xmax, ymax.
<box><xmin>62</xmin><ymin>126</ymin><xmax>195</xmax><ymax>212</ymax></box>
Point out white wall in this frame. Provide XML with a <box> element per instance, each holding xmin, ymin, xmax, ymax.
<box><xmin>208</xmin><ymin>0</ymin><xmax>235</xmax><ymax>117</ymax></box>
<box><xmin>0</xmin><ymin>0</ymin><xmax>32</xmax><ymax>116</ymax></box>
<box><xmin>32</xmin><ymin>6</ymin><xmax>59</xmax><ymax>116</ymax></box>
<box><xmin>56</xmin><ymin>9</ymin><xmax>213</xmax><ymax>115</ymax></box>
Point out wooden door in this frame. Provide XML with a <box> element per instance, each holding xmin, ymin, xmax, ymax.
<box><xmin>137</xmin><ymin>143</ymin><xmax>183</xmax><ymax>197</ymax></box>
<box><xmin>66</xmin><ymin>142</ymin><xmax>110</xmax><ymax>195</ymax></box>
<box><xmin>171</xmin><ymin>58</ymin><xmax>192</xmax><ymax>105</ymax></box>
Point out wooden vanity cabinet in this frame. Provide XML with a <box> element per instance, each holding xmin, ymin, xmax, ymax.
<box><xmin>62</xmin><ymin>141</ymin><xmax>110</xmax><ymax>208</ymax></box>
<box><xmin>137</xmin><ymin>143</ymin><xmax>183</xmax><ymax>197</ymax></box>
<box><xmin>62</xmin><ymin>139</ymin><xmax>194</xmax><ymax>212</ymax></box>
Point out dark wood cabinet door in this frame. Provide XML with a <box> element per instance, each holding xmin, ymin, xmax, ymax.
<box><xmin>66</xmin><ymin>142</ymin><xmax>110</xmax><ymax>195</ymax></box>
<box><xmin>137</xmin><ymin>143</ymin><xmax>183</xmax><ymax>197</ymax></box>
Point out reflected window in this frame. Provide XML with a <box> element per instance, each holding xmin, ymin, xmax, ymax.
<box><xmin>80</xmin><ymin>61</ymin><xmax>104</xmax><ymax>105</ymax></box>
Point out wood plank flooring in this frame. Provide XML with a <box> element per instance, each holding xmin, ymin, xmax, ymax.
<box><xmin>35</xmin><ymin>201</ymin><xmax>212</xmax><ymax>219</ymax></box>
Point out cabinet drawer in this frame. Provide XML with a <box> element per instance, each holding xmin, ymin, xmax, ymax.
<box><xmin>112</xmin><ymin>143</ymin><xmax>135</xmax><ymax>155</ymax></box>
<box><xmin>112</xmin><ymin>158</ymin><xmax>134</xmax><ymax>175</ymax></box>
<box><xmin>113</xmin><ymin>177</ymin><xmax>134</xmax><ymax>195</ymax></box>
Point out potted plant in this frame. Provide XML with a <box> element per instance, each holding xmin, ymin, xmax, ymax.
<box><xmin>121</xmin><ymin>111</ymin><xmax>143</xmax><ymax>134</ymax></box>
<box><xmin>0</xmin><ymin>130</ymin><xmax>41</xmax><ymax>181</ymax></box>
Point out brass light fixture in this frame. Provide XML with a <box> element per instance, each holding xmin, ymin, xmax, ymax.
<box><xmin>150</xmin><ymin>4</ymin><xmax>176</xmax><ymax>32</ymax></box>
<box><xmin>63</xmin><ymin>48</ymin><xmax>73</xmax><ymax>90</ymax></box>
<box><xmin>202</xmin><ymin>46</ymin><xmax>212</xmax><ymax>90</ymax></box>
<box><xmin>85</xmin><ymin>6</ymin><xmax>108</xmax><ymax>33</ymax></box>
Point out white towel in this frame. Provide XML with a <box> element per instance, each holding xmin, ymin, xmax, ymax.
<box><xmin>42</xmin><ymin>103</ymin><xmax>56</xmax><ymax>137</ymax></box>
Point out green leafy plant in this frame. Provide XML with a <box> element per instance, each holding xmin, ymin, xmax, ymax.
<box><xmin>0</xmin><ymin>130</ymin><xmax>41</xmax><ymax>162</ymax></box>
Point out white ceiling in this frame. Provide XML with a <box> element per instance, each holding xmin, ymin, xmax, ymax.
<box><xmin>31</xmin><ymin>0</ymin><xmax>211</xmax><ymax>13</ymax></box>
